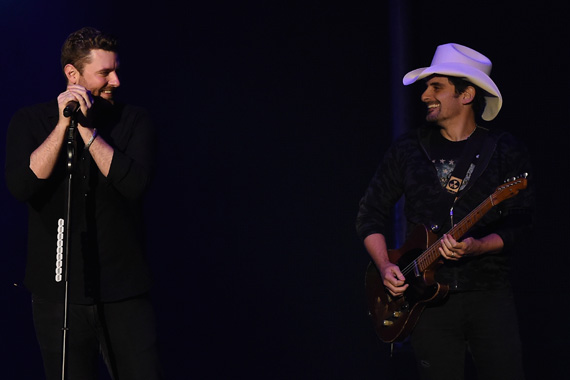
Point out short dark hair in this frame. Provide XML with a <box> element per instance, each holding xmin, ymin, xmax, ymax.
<box><xmin>445</xmin><ymin>76</ymin><xmax>487</xmax><ymax>120</ymax></box>
<box><xmin>60</xmin><ymin>27</ymin><xmax>119</xmax><ymax>73</ymax></box>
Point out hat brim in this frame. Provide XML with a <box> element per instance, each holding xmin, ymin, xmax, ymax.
<box><xmin>403</xmin><ymin>62</ymin><xmax>502</xmax><ymax>121</ymax></box>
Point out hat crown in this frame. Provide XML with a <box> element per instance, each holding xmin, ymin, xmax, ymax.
<box><xmin>431</xmin><ymin>43</ymin><xmax>492</xmax><ymax>76</ymax></box>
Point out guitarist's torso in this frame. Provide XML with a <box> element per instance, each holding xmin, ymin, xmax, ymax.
<box><xmin>363</xmin><ymin>125</ymin><xmax>530</xmax><ymax>289</ymax></box>
<box><xmin>358</xmin><ymin>125</ymin><xmax>533</xmax><ymax>343</ymax></box>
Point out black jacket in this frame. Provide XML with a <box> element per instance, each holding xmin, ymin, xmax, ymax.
<box><xmin>356</xmin><ymin>125</ymin><xmax>534</xmax><ymax>290</ymax></box>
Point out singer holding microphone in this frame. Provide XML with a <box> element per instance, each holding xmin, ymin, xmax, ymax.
<box><xmin>5</xmin><ymin>27</ymin><xmax>162</xmax><ymax>379</ymax></box>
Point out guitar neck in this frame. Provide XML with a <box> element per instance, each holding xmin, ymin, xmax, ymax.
<box><xmin>449</xmin><ymin>198</ymin><xmax>495</xmax><ymax>242</ymax></box>
<box><xmin>416</xmin><ymin>195</ymin><xmax>495</xmax><ymax>272</ymax></box>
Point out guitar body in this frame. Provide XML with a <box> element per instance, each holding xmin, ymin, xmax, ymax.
<box><xmin>365</xmin><ymin>225</ymin><xmax>449</xmax><ymax>343</ymax></box>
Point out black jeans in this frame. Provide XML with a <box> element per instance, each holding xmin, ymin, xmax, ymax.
<box><xmin>32</xmin><ymin>294</ymin><xmax>162</xmax><ymax>380</ymax></box>
<box><xmin>411</xmin><ymin>288</ymin><xmax>525</xmax><ymax>380</ymax></box>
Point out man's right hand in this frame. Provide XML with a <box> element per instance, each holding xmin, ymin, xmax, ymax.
<box><xmin>380</xmin><ymin>262</ymin><xmax>408</xmax><ymax>297</ymax></box>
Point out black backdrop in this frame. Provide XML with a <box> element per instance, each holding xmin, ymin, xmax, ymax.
<box><xmin>1</xmin><ymin>1</ymin><xmax>569</xmax><ymax>379</ymax></box>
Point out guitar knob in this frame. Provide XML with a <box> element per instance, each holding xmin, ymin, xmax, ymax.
<box><xmin>393</xmin><ymin>311</ymin><xmax>402</xmax><ymax>318</ymax></box>
<box><xmin>383</xmin><ymin>320</ymin><xmax>394</xmax><ymax>326</ymax></box>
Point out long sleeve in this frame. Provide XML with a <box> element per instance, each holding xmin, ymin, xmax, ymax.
<box><xmin>5</xmin><ymin>103</ymin><xmax>60</xmax><ymax>202</ymax></box>
<box><xmin>484</xmin><ymin>133</ymin><xmax>534</xmax><ymax>252</ymax></box>
<box><xmin>104</xmin><ymin>105</ymin><xmax>157</xmax><ymax>201</ymax></box>
<box><xmin>356</xmin><ymin>137</ymin><xmax>407</xmax><ymax>241</ymax></box>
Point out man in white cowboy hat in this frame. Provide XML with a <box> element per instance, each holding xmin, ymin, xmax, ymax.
<box><xmin>356</xmin><ymin>43</ymin><xmax>533</xmax><ymax>379</ymax></box>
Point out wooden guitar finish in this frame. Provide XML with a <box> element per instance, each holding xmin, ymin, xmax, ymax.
<box><xmin>365</xmin><ymin>175</ymin><xmax>528</xmax><ymax>343</ymax></box>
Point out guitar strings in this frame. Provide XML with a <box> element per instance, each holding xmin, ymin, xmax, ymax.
<box><xmin>398</xmin><ymin>200</ymin><xmax>491</xmax><ymax>277</ymax></box>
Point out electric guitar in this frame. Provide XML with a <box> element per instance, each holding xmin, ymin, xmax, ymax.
<box><xmin>364</xmin><ymin>174</ymin><xmax>528</xmax><ymax>343</ymax></box>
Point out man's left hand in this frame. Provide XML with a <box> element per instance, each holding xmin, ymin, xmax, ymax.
<box><xmin>439</xmin><ymin>234</ymin><xmax>480</xmax><ymax>260</ymax></box>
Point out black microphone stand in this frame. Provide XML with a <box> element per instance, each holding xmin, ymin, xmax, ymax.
<box><xmin>60</xmin><ymin>113</ymin><xmax>77</xmax><ymax>380</ymax></box>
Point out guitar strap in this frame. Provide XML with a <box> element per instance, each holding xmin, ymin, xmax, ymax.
<box><xmin>432</xmin><ymin>126</ymin><xmax>501</xmax><ymax>231</ymax></box>
<box><xmin>443</xmin><ymin>127</ymin><xmax>487</xmax><ymax>195</ymax></box>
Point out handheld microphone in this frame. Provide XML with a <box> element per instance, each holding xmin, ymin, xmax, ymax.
<box><xmin>63</xmin><ymin>101</ymin><xmax>80</xmax><ymax>117</ymax></box>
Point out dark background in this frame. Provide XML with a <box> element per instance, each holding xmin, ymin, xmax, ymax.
<box><xmin>1</xmin><ymin>1</ymin><xmax>568</xmax><ymax>379</ymax></box>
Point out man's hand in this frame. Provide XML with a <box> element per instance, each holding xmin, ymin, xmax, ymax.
<box><xmin>380</xmin><ymin>262</ymin><xmax>408</xmax><ymax>297</ymax></box>
<box><xmin>439</xmin><ymin>233</ymin><xmax>504</xmax><ymax>261</ymax></box>
<box><xmin>57</xmin><ymin>84</ymin><xmax>94</xmax><ymax>126</ymax></box>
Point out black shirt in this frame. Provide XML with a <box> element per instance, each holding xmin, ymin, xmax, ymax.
<box><xmin>5</xmin><ymin>99</ymin><xmax>156</xmax><ymax>303</ymax></box>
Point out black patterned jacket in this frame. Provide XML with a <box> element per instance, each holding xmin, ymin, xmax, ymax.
<box><xmin>356</xmin><ymin>124</ymin><xmax>534</xmax><ymax>290</ymax></box>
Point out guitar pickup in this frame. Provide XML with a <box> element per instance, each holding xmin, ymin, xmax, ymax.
<box><xmin>382</xmin><ymin>320</ymin><xmax>394</xmax><ymax>326</ymax></box>
<box><xmin>413</xmin><ymin>260</ymin><xmax>420</xmax><ymax>277</ymax></box>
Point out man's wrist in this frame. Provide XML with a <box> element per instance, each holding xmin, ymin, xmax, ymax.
<box><xmin>84</xmin><ymin>128</ymin><xmax>98</xmax><ymax>150</ymax></box>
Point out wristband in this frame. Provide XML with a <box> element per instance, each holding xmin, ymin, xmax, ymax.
<box><xmin>84</xmin><ymin>128</ymin><xmax>98</xmax><ymax>150</ymax></box>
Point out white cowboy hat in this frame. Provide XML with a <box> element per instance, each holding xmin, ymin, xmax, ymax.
<box><xmin>403</xmin><ymin>43</ymin><xmax>502</xmax><ymax>121</ymax></box>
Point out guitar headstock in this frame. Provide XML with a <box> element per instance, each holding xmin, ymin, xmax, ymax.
<box><xmin>491</xmin><ymin>173</ymin><xmax>528</xmax><ymax>204</ymax></box>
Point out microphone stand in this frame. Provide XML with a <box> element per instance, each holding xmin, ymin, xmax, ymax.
<box><xmin>60</xmin><ymin>113</ymin><xmax>77</xmax><ymax>380</ymax></box>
